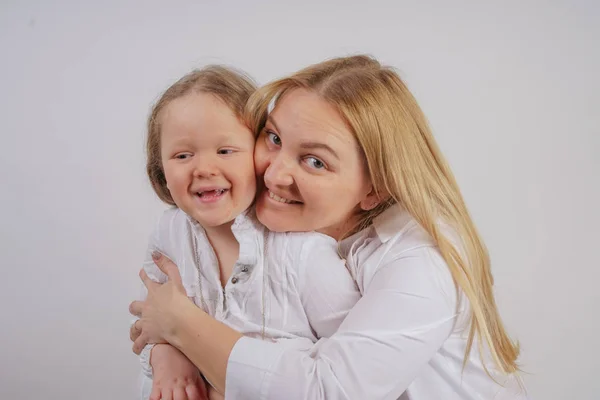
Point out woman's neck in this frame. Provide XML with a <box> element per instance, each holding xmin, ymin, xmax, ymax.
<box><xmin>318</xmin><ymin>212</ymin><xmax>363</xmax><ymax>241</ymax></box>
<box><xmin>203</xmin><ymin>221</ymin><xmax>240</xmax><ymax>288</ymax></box>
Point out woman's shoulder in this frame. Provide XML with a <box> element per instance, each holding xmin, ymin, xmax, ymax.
<box><xmin>266</xmin><ymin>231</ymin><xmax>342</xmax><ymax>278</ymax></box>
<box><xmin>343</xmin><ymin>205</ymin><xmax>458</xmax><ymax>294</ymax></box>
<box><xmin>342</xmin><ymin>205</ymin><xmax>437</xmax><ymax>260</ymax></box>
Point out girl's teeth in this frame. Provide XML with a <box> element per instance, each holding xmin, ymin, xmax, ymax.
<box><xmin>198</xmin><ymin>189</ymin><xmax>226</xmax><ymax>197</ymax></box>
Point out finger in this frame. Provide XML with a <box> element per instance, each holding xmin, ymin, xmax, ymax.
<box><xmin>152</xmin><ymin>251</ymin><xmax>184</xmax><ymax>287</ymax></box>
<box><xmin>132</xmin><ymin>334</ymin><xmax>147</xmax><ymax>355</ymax></box>
<box><xmin>173</xmin><ymin>386</ymin><xmax>187</xmax><ymax>400</ymax></box>
<box><xmin>139</xmin><ymin>269</ymin><xmax>159</xmax><ymax>290</ymax></box>
<box><xmin>130</xmin><ymin>320</ymin><xmax>142</xmax><ymax>341</ymax></box>
<box><xmin>129</xmin><ymin>301</ymin><xmax>143</xmax><ymax>318</ymax></box>
<box><xmin>207</xmin><ymin>387</ymin><xmax>224</xmax><ymax>400</ymax></box>
<box><xmin>149</xmin><ymin>385</ymin><xmax>161</xmax><ymax>400</ymax></box>
<box><xmin>185</xmin><ymin>383</ymin><xmax>205</xmax><ymax>400</ymax></box>
<box><xmin>162</xmin><ymin>389</ymin><xmax>173</xmax><ymax>400</ymax></box>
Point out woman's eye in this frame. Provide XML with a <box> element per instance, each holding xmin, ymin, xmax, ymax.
<box><xmin>305</xmin><ymin>157</ymin><xmax>326</xmax><ymax>170</ymax></box>
<box><xmin>267</xmin><ymin>131</ymin><xmax>282</xmax><ymax>146</ymax></box>
<box><xmin>218</xmin><ymin>149</ymin><xmax>234</xmax><ymax>155</ymax></box>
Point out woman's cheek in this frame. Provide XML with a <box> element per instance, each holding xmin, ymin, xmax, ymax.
<box><xmin>253</xmin><ymin>143</ymin><xmax>270</xmax><ymax>176</ymax></box>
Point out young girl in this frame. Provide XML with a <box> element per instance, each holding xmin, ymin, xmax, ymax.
<box><xmin>136</xmin><ymin>66</ymin><xmax>361</xmax><ymax>399</ymax></box>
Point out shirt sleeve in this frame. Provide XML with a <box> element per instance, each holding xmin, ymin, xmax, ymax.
<box><xmin>297</xmin><ymin>238</ymin><xmax>361</xmax><ymax>338</ymax></box>
<box><xmin>225</xmin><ymin>246</ymin><xmax>458</xmax><ymax>400</ymax></box>
<box><xmin>137</xmin><ymin>215</ymin><xmax>169</xmax><ymax>380</ymax></box>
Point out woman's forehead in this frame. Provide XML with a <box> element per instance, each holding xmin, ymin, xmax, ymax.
<box><xmin>270</xmin><ymin>89</ymin><xmax>355</xmax><ymax>147</ymax></box>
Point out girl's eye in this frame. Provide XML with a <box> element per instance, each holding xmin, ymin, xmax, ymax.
<box><xmin>218</xmin><ymin>149</ymin><xmax>234</xmax><ymax>155</ymax></box>
<box><xmin>304</xmin><ymin>157</ymin><xmax>326</xmax><ymax>170</ymax></box>
<box><xmin>267</xmin><ymin>131</ymin><xmax>282</xmax><ymax>146</ymax></box>
<box><xmin>175</xmin><ymin>153</ymin><xmax>191</xmax><ymax>160</ymax></box>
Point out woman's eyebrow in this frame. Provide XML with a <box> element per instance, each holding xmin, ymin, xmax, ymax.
<box><xmin>268</xmin><ymin>115</ymin><xmax>339</xmax><ymax>160</ymax></box>
<box><xmin>267</xmin><ymin>115</ymin><xmax>280</xmax><ymax>132</ymax></box>
<box><xmin>299</xmin><ymin>142</ymin><xmax>339</xmax><ymax>160</ymax></box>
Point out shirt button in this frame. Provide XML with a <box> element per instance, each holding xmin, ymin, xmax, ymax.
<box><xmin>231</xmin><ymin>277</ymin><xmax>239</xmax><ymax>284</ymax></box>
<box><xmin>241</xmin><ymin>266</ymin><xmax>249</xmax><ymax>273</ymax></box>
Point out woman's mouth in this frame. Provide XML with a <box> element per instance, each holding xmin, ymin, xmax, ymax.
<box><xmin>267</xmin><ymin>190</ymin><xmax>301</xmax><ymax>204</ymax></box>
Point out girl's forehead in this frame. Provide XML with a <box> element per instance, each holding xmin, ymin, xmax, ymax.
<box><xmin>160</xmin><ymin>106</ymin><xmax>253</xmax><ymax>150</ymax></box>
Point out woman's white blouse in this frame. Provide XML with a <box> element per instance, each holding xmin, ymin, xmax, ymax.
<box><xmin>225</xmin><ymin>205</ymin><xmax>527</xmax><ymax>400</ymax></box>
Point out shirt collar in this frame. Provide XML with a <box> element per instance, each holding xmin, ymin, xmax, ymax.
<box><xmin>373</xmin><ymin>204</ymin><xmax>414</xmax><ymax>243</ymax></box>
<box><xmin>184</xmin><ymin>209</ymin><xmax>262</xmax><ymax>268</ymax></box>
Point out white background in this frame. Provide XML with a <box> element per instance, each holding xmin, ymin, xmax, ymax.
<box><xmin>1</xmin><ymin>1</ymin><xmax>598</xmax><ymax>399</ymax></box>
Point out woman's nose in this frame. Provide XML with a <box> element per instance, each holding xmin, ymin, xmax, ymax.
<box><xmin>263</xmin><ymin>153</ymin><xmax>294</xmax><ymax>188</ymax></box>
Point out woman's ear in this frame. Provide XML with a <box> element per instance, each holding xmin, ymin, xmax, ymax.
<box><xmin>359</xmin><ymin>188</ymin><xmax>386</xmax><ymax>211</ymax></box>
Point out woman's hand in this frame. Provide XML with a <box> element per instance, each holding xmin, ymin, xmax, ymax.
<box><xmin>131</xmin><ymin>252</ymin><xmax>242</xmax><ymax>395</ymax></box>
<box><xmin>207</xmin><ymin>386</ymin><xmax>225</xmax><ymax>400</ymax></box>
<box><xmin>129</xmin><ymin>251</ymin><xmax>193</xmax><ymax>354</ymax></box>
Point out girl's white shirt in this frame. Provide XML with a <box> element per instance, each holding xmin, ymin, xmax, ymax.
<box><xmin>138</xmin><ymin>208</ymin><xmax>361</xmax><ymax>398</ymax></box>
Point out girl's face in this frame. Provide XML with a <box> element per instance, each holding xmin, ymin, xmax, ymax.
<box><xmin>160</xmin><ymin>92</ymin><xmax>256</xmax><ymax>229</ymax></box>
<box><xmin>253</xmin><ymin>88</ymin><xmax>377</xmax><ymax>239</ymax></box>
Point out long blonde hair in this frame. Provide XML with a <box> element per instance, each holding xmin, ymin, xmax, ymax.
<box><xmin>246</xmin><ymin>55</ymin><xmax>519</xmax><ymax>375</ymax></box>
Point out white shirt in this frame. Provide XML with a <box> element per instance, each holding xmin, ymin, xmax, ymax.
<box><xmin>226</xmin><ymin>205</ymin><xmax>528</xmax><ymax>400</ymax></box>
<box><xmin>138</xmin><ymin>208</ymin><xmax>361</xmax><ymax>389</ymax></box>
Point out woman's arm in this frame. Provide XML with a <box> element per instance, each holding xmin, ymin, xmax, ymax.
<box><xmin>224</xmin><ymin>246</ymin><xmax>458</xmax><ymax>399</ymax></box>
<box><xmin>168</xmin><ymin>298</ymin><xmax>242</xmax><ymax>394</ymax></box>
<box><xmin>132</xmin><ymin>246</ymin><xmax>457</xmax><ymax>399</ymax></box>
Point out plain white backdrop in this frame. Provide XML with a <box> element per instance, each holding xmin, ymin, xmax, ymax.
<box><xmin>1</xmin><ymin>1</ymin><xmax>598</xmax><ymax>399</ymax></box>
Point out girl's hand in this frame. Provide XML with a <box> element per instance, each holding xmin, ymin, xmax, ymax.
<box><xmin>149</xmin><ymin>344</ymin><xmax>208</xmax><ymax>400</ymax></box>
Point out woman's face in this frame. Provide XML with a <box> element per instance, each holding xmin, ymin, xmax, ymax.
<box><xmin>254</xmin><ymin>88</ymin><xmax>376</xmax><ymax>239</ymax></box>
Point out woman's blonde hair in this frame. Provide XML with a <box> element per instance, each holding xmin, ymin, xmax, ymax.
<box><xmin>146</xmin><ymin>65</ymin><xmax>257</xmax><ymax>205</ymax></box>
<box><xmin>245</xmin><ymin>55</ymin><xmax>519</xmax><ymax>375</ymax></box>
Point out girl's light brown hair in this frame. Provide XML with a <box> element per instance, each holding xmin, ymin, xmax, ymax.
<box><xmin>246</xmin><ymin>55</ymin><xmax>520</xmax><ymax>376</ymax></box>
<box><xmin>146</xmin><ymin>65</ymin><xmax>257</xmax><ymax>205</ymax></box>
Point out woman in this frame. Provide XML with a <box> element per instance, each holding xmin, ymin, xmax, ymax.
<box><xmin>130</xmin><ymin>55</ymin><xmax>526</xmax><ymax>399</ymax></box>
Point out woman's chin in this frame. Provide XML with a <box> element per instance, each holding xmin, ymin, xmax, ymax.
<box><xmin>256</xmin><ymin>205</ymin><xmax>297</xmax><ymax>232</ymax></box>
<box><xmin>257</xmin><ymin>211</ymin><xmax>289</xmax><ymax>232</ymax></box>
